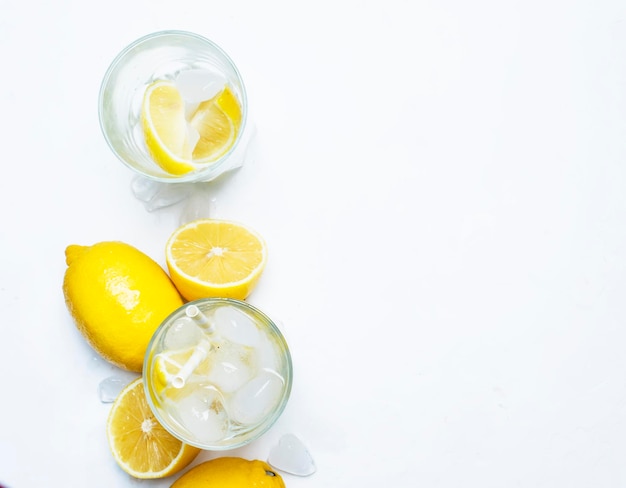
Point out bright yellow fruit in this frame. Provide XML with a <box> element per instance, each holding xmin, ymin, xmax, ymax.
<box><xmin>165</xmin><ymin>219</ymin><xmax>268</xmax><ymax>301</ymax></box>
<box><xmin>190</xmin><ymin>86</ymin><xmax>241</xmax><ymax>161</ymax></box>
<box><xmin>170</xmin><ymin>457</ymin><xmax>285</xmax><ymax>488</ymax></box>
<box><xmin>107</xmin><ymin>378</ymin><xmax>201</xmax><ymax>479</ymax></box>
<box><xmin>63</xmin><ymin>241</ymin><xmax>184</xmax><ymax>372</ymax></box>
<box><xmin>142</xmin><ymin>80</ymin><xmax>242</xmax><ymax>176</ymax></box>
<box><xmin>142</xmin><ymin>81</ymin><xmax>193</xmax><ymax>175</ymax></box>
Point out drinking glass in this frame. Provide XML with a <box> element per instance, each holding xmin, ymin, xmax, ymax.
<box><xmin>143</xmin><ymin>298</ymin><xmax>293</xmax><ymax>450</ymax></box>
<box><xmin>98</xmin><ymin>30</ymin><xmax>253</xmax><ymax>210</ymax></box>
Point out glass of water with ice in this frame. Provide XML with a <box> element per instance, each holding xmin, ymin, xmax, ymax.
<box><xmin>98</xmin><ymin>31</ymin><xmax>253</xmax><ymax>209</ymax></box>
<box><xmin>143</xmin><ymin>298</ymin><xmax>293</xmax><ymax>450</ymax></box>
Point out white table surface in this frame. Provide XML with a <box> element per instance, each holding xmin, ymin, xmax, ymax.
<box><xmin>2</xmin><ymin>0</ymin><xmax>626</xmax><ymax>486</ymax></box>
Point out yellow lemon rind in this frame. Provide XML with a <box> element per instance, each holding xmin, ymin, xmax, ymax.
<box><xmin>106</xmin><ymin>378</ymin><xmax>200</xmax><ymax>479</ymax></box>
<box><xmin>170</xmin><ymin>457</ymin><xmax>285</xmax><ymax>487</ymax></box>
<box><xmin>164</xmin><ymin>219</ymin><xmax>267</xmax><ymax>302</ymax></box>
<box><xmin>141</xmin><ymin>81</ymin><xmax>241</xmax><ymax>176</ymax></box>
<box><xmin>62</xmin><ymin>241</ymin><xmax>184</xmax><ymax>372</ymax></box>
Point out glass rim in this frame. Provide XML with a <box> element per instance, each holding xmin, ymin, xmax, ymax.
<box><xmin>98</xmin><ymin>30</ymin><xmax>249</xmax><ymax>184</ymax></box>
<box><xmin>142</xmin><ymin>297</ymin><xmax>293</xmax><ymax>450</ymax></box>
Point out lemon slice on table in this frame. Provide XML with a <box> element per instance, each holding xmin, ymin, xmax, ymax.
<box><xmin>106</xmin><ymin>378</ymin><xmax>200</xmax><ymax>479</ymax></box>
<box><xmin>141</xmin><ymin>81</ymin><xmax>242</xmax><ymax>176</ymax></box>
<box><xmin>165</xmin><ymin>219</ymin><xmax>267</xmax><ymax>301</ymax></box>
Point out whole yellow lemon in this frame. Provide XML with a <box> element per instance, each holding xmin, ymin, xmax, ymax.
<box><xmin>170</xmin><ymin>457</ymin><xmax>285</xmax><ymax>488</ymax></box>
<box><xmin>62</xmin><ymin>241</ymin><xmax>184</xmax><ymax>372</ymax></box>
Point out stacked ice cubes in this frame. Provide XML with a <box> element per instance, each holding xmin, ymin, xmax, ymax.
<box><xmin>156</xmin><ymin>304</ymin><xmax>287</xmax><ymax>445</ymax></box>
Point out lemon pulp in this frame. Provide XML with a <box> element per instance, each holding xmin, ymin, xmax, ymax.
<box><xmin>106</xmin><ymin>378</ymin><xmax>200</xmax><ymax>479</ymax></box>
<box><xmin>141</xmin><ymin>80</ymin><xmax>242</xmax><ymax>176</ymax></box>
<box><xmin>165</xmin><ymin>219</ymin><xmax>267</xmax><ymax>301</ymax></box>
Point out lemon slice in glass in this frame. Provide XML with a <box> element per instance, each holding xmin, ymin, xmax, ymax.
<box><xmin>141</xmin><ymin>80</ymin><xmax>242</xmax><ymax>176</ymax></box>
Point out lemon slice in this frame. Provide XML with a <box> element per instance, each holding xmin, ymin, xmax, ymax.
<box><xmin>141</xmin><ymin>80</ymin><xmax>242</xmax><ymax>176</ymax></box>
<box><xmin>152</xmin><ymin>348</ymin><xmax>212</xmax><ymax>401</ymax></box>
<box><xmin>165</xmin><ymin>219</ymin><xmax>267</xmax><ymax>301</ymax></box>
<box><xmin>106</xmin><ymin>378</ymin><xmax>200</xmax><ymax>479</ymax></box>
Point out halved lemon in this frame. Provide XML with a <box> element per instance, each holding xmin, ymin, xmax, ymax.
<box><xmin>165</xmin><ymin>219</ymin><xmax>267</xmax><ymax>301</ymax></box>
<box><xmin>106</xmin><ymin>378</ymin><xmax>201</xmax><ymax>479</ymax></box>
<box><xmin>141</xmin><ymin>80</ymin><xmax>242</xmax><ymax>176</ymax></box>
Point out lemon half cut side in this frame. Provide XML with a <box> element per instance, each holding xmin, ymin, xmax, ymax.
<box><xmin>165</xmin><ymin>219</ymin><xmax>267</xmax><ymax>301</ymax></box>
<box><xmin>106</xmin><ymin>378</ymin><xmax>201</xmax><ymax>479</ymax></box>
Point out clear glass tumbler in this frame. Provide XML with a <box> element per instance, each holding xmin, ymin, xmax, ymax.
<box><xmin>98</xmin><ymin>31</ymin><xmax>253</xmax><ymax>209</ymax></box>
<box><xmin>143</xmin><ymin>298</ymin><xmax>293</xmax><ymax>450</ymax></box>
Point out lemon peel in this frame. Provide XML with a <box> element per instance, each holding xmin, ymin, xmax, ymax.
<box><xmin>171</xmin><ymin>457</ymin><xmax>285</xmax><ymax>488</ymax></box>
<box><xmin>141</xmin><ymin>80</ymin><xmax>242</xmax><ymax>176</ymax></box>
<box><xmin>106</xmin><ymin>378</ymin><xmax>200</xmax><ymax>479</ymax></box>
<box><xmin>62</xmin><ymin>241</ymin><xmax>184</xmax><ymax>372</ymax></box>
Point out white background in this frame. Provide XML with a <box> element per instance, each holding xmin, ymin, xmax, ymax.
<box><xmin>1</xmin><ymin>0</ymin><xmax>626</xmax><ymax>486</ymax></box>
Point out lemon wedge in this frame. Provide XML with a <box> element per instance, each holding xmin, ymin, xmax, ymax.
<box><xmin>141</xmin><ymin>80</ymin><xmax>242</xmax><ymax>176</ymax></box>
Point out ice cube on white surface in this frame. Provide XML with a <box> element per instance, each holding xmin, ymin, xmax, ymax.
<box><xmin>175</xmin><ymin>386</ymin><xmax>229</xmax><ymax>442</ymax></box>
<box><xmin>131</xmin><ymin>176</ymin><xmax>193</xmax><ymax>211</ymax></box>
<box><xmin>98</xmin><ymin>376</ymin><xmax>137</xmax><ymax>403</ymax></box>
<box><xmin>206</xmin><ymin>344</ymin><xmax>254</xmax><ymax>393</ymax></box>
<box><xmin>228</xmin><ymin>371</ymin><xmax>285</xmax><ymax>425</ymax></box>
<box><xmin>214</xmin><ymin>306</ymin><xmax>261</xmax><ymax>347</ymax></box>
<box><xmin>175</xmin><ymin>69</ymin><xmax>226</xmax><ymax>103</ymax></box>
<box><xmin>164</xmin><ymin>317</ymin><xmax>202</xmax><ymax>350</ymax></box>
<box><xmin>179</xmin><ymin>191</ymin><xmax>216</xmax><ymax>226</ymax></box>
<box><xmin>268</xmin><ymin>433</ymin><xmax>317</xmax><ymax>477</ymax></box>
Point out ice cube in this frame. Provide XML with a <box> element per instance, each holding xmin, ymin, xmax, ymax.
<box><xmin>130</xmin><ymin>175</ymin><xmax>159</xmax><ymax>203</ymax></box>
<box><xmin>213</xmin><ymin>306</ymin><xmax>261</xmax><ymax>347</ymax></box>
<box><xmin>98</xmin><ymin>374</ymin><xmax>138</xmax><ymax>403</ymax></box>
<box><xmin>254</xmin><ymin>335</ymin><xmax>280</xmax><ymax>372</ymax></box>
<box><xmin>206</xmin><ymin>343</ymin><xmax>254</xmax><ymax>393</ymax></box>
<box><xmin>131</xmin><ymin>177</ymin><xmax>194</xmax><ymax>211</ymax></box>
<box><xmin>174</xmin><ymin>386</ymin><xmax>229</xmax><ymax>443</ymax></box>
<box><xmin>187</xmin><ymin>123</ymin><xmax>200</xmax><ymax>152</ymax></box>
<box><xmin>153</xmin><ymin>61</ymin><xmax>188</xmax><ymax>82</ymax></box>
<box><xmin>268</xmin><ymin>434</ymin><xmax>317</xmax><ymax>477</ymax></box>
<box><xmin>185</xmin><ymin>101</ymin><xmax>200</xmax><ymax>120</ymax></box>
<box><xmin>175</xmin><ymin>69</ymin><xmax>226</xmax><ymax>103</ymax></box>
<box><xmin>228</xmin><ymin>371</ymin><xmax>285</xmax><ymax>425</ymax></box>
<box><xmin>164</xmin><ymin>317</ymin><xmax>202</xmax><ymax>350</ymax></box>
